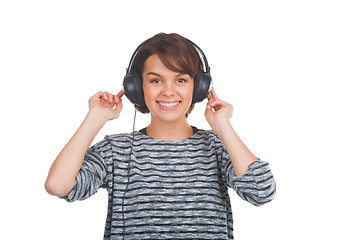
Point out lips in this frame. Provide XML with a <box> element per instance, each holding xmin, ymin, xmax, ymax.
<box><xmin>157</xmin><ymin>101</ymin><xmax>180</xmax><ymax>108</ymax></box>
<box><xmin>157</xmin><ymin>101</ymin><xmax>181</xmax><ymax>110</ymax></box>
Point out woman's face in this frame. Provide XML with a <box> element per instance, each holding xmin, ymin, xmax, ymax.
<box><xmin>142</xmin><ymin>54</ymin><xmax>194</xmax><ymax>123</ymax></box>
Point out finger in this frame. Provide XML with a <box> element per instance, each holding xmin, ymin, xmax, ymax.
<box><xmin>95</xmin><ymin>91</ymin><xmax>104</xmax><ymax>99</ymax></box>
<box><xmin>105</xmin><ymin>92</ymin><xmax>113</xmax><ymax>102</ymax></box>
<box><xmin>206</xmin><ymin>100</ymin><xmax>218</xmax><ymax>113</ymax></box>
<box><xmin>205</xmin><ymin>103</ymin><xmax>213</xmax><ymax>113</ymax></box>
<box><xmin>92</xmin><ymin>92</ymin><xmax>99</xmax><ymax>101</ymax></box>
<box><xmin>209</xmin><ymin>100</ymin><xmax>226</xmax><ymax>112</ymax></box>
<box><xmin>98</xmin><ymin>91</ymin><xmax>108</xmax><ymax>100</ymax></box>
<box><xmin>114</xmin><ymin>99</ymin><xmax>123</xmax><ymax>113</ymax></box>
<box><xmin>117</xmin><ymin>90</ymin><xmax>124</xmax><ymax>98</ymax></box>
<box><xmin>209</xmin><ymin>99</ymin><xmax>224</xmax><ymax>107</ymax></box>
<box><xmin>108</xmin><ymin>92</ymin><xmax>117</xmax><ymax>103</ymax></box>
<box><xmin>207</xmin><ymin>94</ymin><xmax>216</xmax><ymax>104</ymax></box>
<box><xmin>114</xmin><ymin>95</ymin><xmax>120</xmax><ymax>103</ymax></box>
<box><xmin>211</xmin><ymin>87</ymin><xmax>220</xmax><ymax>100</ymax></box>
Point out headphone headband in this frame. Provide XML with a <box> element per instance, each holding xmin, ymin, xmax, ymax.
<box><xmin>126</xmin><ymin>38</ymin><xmax>151</xmax><ymax>73</ymax></box>
<box><xmin>183</xmin><ymin>38</ymin><xmax>210</xmax><ymax>73</ymax></box>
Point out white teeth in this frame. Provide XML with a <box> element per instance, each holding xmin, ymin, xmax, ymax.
<box><xmin>158</xmin><ymin>101</ymin><xmax>180</xmax><ymax>108</ymax></box>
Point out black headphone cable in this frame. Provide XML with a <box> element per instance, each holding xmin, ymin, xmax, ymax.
<box><xmin>119</xmin><ymin>106</ymin><xmax>137</xmax><ymax>240</ymax></box>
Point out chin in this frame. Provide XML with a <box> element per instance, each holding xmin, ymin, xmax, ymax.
<box><xmin>150</xmin><ymin>106</ymin><xmax>189</xmax><ymax>122</ymax></box>
<box><xmin>151</xmin><ymin>112</ymin><xmax>187</xmax><ymax>123</ymax></box>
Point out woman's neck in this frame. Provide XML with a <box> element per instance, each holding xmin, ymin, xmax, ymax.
<box><xmin>146</xmin><ymin>117</ymin><xmax>193</xmax><ymax>141</ymax></box>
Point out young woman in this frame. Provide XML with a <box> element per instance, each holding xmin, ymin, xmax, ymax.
<box><xmin>45</xmin><ymin>33</ymin><xmax>276</xmax><ymax>239</ymax></box>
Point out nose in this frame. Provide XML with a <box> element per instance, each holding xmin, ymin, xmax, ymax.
<box><xmin>161</xmin><ymin>81</ymin><xmax>176</xmax><ymax>97</ymax></box>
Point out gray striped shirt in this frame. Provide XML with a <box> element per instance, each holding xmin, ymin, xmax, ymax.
<box><xmin>61</xmin><ymin>128</ymin><xmax>276</xmax><ymax>239</ymax></box>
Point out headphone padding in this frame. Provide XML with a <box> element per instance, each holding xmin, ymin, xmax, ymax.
<box><xmin>123</xmin><ymin>70</ymin><xmax>146</xmax><ymax>107</ymax></box>
<box><xmin>192</xmin><ymin>70</ymin><xmax>212</xmax><ymax>104</ymax></box>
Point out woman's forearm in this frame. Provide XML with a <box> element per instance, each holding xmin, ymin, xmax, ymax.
<box><xmin>45</xmin><ymin>109</ymin><xmax>108</xmax><ymax>196</ymax></box>
<box><xmin>215</xmin><ymin>117</ymin><xmax>258</xmax><ymax>176</ymax></box>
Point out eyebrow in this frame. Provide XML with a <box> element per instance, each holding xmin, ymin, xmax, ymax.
<box><xmin>147</xmin><ymin>72</ymin><xmax>188</xmax><ymax>77</ymax></box>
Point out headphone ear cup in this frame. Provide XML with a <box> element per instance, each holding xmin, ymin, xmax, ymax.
<box><xmin>123</xmin><ymin>70</ymin><xmax>146</xmax><ymax>107</ymax></box>
<box><xmin>192</xmin><ymin>70</ymin><xmax>212</xmax><ymax>104</ymax></box>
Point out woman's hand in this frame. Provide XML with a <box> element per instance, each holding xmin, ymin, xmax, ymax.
<box><xmin>205</xmin><ymin>87</ymin><xmax>233</xmax><ymax>135</ymax></box>
<box><xmin>88</xmin><ymin>90</ymin><xmax>124</xmax><ymax>121</ymax></box>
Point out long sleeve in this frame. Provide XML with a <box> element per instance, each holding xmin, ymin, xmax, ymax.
<box><xmin>217</xmin><ymin>136</ymin><xmax>276</xmax><ymax>206</ymax></box>
<box><xmin>60</xmin><ymin>139</ymin><xmax>111</xmax><ymax>202</ymax></box>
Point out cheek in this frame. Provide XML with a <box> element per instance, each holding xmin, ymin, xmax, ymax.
<box><xmin>182</xmin><ymin>86</ymin><xmax>194</xmax><ymax>103</ymax></box>
<box><xmin>142</xmin><ymin>83</ymin><xmax>153</xmax><ymax>106</ymax></box>
<box><xmin>142</xmin><ymin>84</ymin><xmax>162</xmax><ymax>110</ymax></box>
<box><xmin>143</xmin><ymin>81</ymin><xmax>153</xmax><ymax>95</ymax></box>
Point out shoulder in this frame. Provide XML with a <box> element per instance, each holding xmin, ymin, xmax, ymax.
<box><xmin>104</xmin><ymin>131</ymin><xmax>146</xmax><ymax>146</ymax></box>
<box><xmin>196</xmin><ymin>128</ymin><xmax>228</xmax><ymax>153</ymax></box>
<box><xmin>90</xmin><ymin>131</ymin><xmax>141</xmax><ymax>152</ymax></box>
<box><xmin>193</xmin><ymin>128</ymin><xmax>223</xmax><ymax>146</ymax></box>
<box><xmin>105</xmin><ymin>131</ymin><xmax>138</xmax><ymax>141</ymax></box>
<box><xmin>196</xmin><ymin>128</ymin><xmax>219</xmax><ymax>139</ymax></box>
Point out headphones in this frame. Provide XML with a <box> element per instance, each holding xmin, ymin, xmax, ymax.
<box><xmin>123</xmin><ymin>37</ymin><xmax>212</xmax><ymax>107</ymax></box>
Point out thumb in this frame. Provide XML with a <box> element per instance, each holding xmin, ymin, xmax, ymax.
<box><xmin>113</xmin><ymin>99</ymin><xmax>123</xmax><ymax>115</ymax></box>
<box><xmin>204</xmin><ymin>102</ymin><xmax>214</xmax><ymax>117</ymax></box>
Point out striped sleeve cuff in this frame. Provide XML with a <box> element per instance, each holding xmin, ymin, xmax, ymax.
<box><xmin>231</xmin><ymin>160</ymin><xmax>276</xmax><ymax>206</ymax></box>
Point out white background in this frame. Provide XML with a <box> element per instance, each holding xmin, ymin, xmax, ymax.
<box><xmin>1</xmin><ymin>0</ymin><xmax>359</xmax><ymax>239</ymax></box>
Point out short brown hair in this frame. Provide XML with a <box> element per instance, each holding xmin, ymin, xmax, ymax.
<box><xmin>130</xmin><ymin>33</ymin><xmax>204</xmax><ymax>117</ymax></box>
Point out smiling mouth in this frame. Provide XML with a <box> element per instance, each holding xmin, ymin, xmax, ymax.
<box><xmin>157</xmin><ymin>101</ymin><xmax>181</xmax><ymax>108</ymax></box>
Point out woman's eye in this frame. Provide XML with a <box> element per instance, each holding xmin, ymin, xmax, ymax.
<box><xmin>151</xmin><ymin>79</ymin><xmax>161</xmax><ymax>84</ymax></box>
<box><xmin>177</xmin><ymin>78</ymin><xmax>186</xmax><ymax>83</ymax></box>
